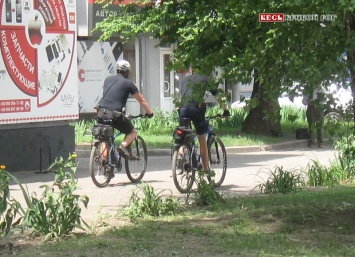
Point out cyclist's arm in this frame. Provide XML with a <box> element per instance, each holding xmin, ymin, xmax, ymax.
<box><xmin>209</xmin><ymin>88</ymin><xmax>228</xmax><ymax>111</ymax></box>
<box><xmin>213</xmin><ymin>95</ymin><xmax>229</xmax><ymax>111</ymax></box>
<box><xmin>132</xmin><ymin>92</ymin><xmax>153</xmax><ymax>115</ymax></box>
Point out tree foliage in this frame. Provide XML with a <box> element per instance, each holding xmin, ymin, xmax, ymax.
<box><xmin>95</xmin><ymin>0</ymin><xmax>355</xmax><ymax>135</ymax></box>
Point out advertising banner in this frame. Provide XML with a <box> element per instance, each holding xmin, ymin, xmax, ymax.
<box><xmin>87</xmin><ymin>0</ymin><xmax>138</xmax><ymax>37</ymax></box>
<box><xmin>0</xmin><ymin>0</ymin><xmax>78</xmax><ymax>124</ymax></box>
<box><xmin>78</xmin><ymin>40</ymin><xmax>123</xmax><ymax>113</ymax></box>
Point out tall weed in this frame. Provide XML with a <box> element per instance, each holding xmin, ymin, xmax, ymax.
<box><xmin>71</xmin><ymin>119</ymin><xmax>96</xmax><ymax>144</ymax></box>
<box><xmin>123</xmin><ymin>182</ymin><xmax>181</xmax><ymax>222</ymax></box>
<box><xmin>305</xmin><ymin>160</ymin><xmax>341</xmax><ymax>187</ymax></box>
<box><xmin>188</xmin><ymin>170</ymin><xmax>225</xmax><ymax>206</ymax></box>
<box><xmin>254</xmin><ymin>166</ymin><xmax>305</xmax><ymax>194</ymax></box>
<box><xmin>0</xmin><ymin>165</ymin><xmax>21</xmax><ymax>240</ymax></box>
<box><xmin>280</xmin><ymin>106</ymin><xmax>307</xmax><ymax>123</ymax></box>
<box><xmin>333</xmin><ymin>134</ymin><xmax>355</xmax><ymax>181</ymax></box>
<box><xmin>11</xmin><ymin>153</ymin><xmax>89</xmax><ymax>241</ymax></box>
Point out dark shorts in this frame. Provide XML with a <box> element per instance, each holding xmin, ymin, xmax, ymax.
<box><xmin>97</xmin><ymin>115</ymin><xmax>134</xmax><ymax>135</ymax></box>
<box><xmin>179</xmin><ymin>107</ymin><xmax>207</xmax><ymax>135</ymax></box>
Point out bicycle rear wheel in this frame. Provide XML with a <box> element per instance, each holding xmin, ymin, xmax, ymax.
<box><xmin>89</xmin><ymin>141</ymin><xmax>111</xmax><ymax>187</ymax></box>
<box><xmin>172</xmin><ymin>144</ymin><xmax>195</xmax><ymax>193</ymax></box>
<box><xmin>208</xmin><ymin>135</ymin><xmax>227</xmax><ymax>187</ymax></box>
<box><xmin>125</xmin><ymin>135</ymin><xmax>147</xmax><ymax>183</ymax></box>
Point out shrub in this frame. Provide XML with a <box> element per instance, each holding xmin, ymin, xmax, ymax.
<box><xmin>71</xmin><ymin>119</ymin><xmax>96</xmax><ymax>144</ymax></box>
<box><xmin>12</xmin><ymin>153</ymin><xmax>89</xmax><ymax>241</ymax></box>
<box><xmin>306</xmin><ymin>159</ymin><xmax>341</xmax><ymax>187</ymax></box>
<box><xmin>188</xmin><ymin>170</ymin><xmax>225</xmax><ymax>206</ymax></box>
<box><xmin>333</xmin><ymin>134</ymin><xmax>355</xmax><ymax>182</ymax></box>
<box><xmin>123</xmin><ymin>182</ymin><xmax>181</xmax><ymax>221</ymax></box>
<box><xmin>255</xmin><ymin>166</ymin><xmax>305</xmax><ymax>194</ymax></box>
<box><xmin>0</xmin><ymin>165</ymin><xmax>21</xmax><ymax>240</ymax></box>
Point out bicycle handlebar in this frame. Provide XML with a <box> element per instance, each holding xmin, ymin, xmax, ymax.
<box><xmin>205</xmin><ymin>114</ymin><xmax>229</xmax><ymax>119</ymax></box>
<box><xmin>180</xmin><ymin>114</ymin><xmax>228</xmax><ymax>123</ymax></box>
<box><xmin>126</xmin><ymin>114</ymin><xmax>149</xmax><ymax>119</ymax></box>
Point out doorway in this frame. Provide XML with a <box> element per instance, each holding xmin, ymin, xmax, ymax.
<box><xmin>160</xmin><ymin>50</ymin><xmax>176</xmax><ymax>112</ymax></box>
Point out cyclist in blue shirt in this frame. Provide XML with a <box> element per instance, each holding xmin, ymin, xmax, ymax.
<box><xmin>178</xmin><ymin>67</ymin><xmax>230</xmax><ymax>173</ymax></box>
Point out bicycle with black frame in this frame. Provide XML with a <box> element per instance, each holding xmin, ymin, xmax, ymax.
<box><xmin>171</xmin><ymin>114</ymin><xmax>227</xmax><ymax>193</ymax></box>
<box><xmin>89</xmin><ymin>111</ymin><xmax>148</xmax><ymax>187</ymax></box>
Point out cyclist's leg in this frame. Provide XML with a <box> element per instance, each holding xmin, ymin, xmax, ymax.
<box><xmin>177</xmin><ymin>107</ymin><xmax>189</xmax><ymax>156</ymax></box>
<box><xmin>197</xmin><ymin>134</ymin><xmax>209</xmax><ymax>171</ymax></box>
<box><xmin>100</xmin><ymin>141</ymin><xmax>109</xmax><ymax>164</ymax></box>
<box><xmin>122</xmin><ymin>128</ymin><xmax>137</xmax><ymax>147</ymax></box>
<box><xmin>113</xmin><ymin>117</ymin><xmax>136</xmax><ymax>156</ymax></box>
<box><xmin>190</xmin><ymin>107</ymin><xmax>209</xmax><ymax>172</ymax></box>
<box><xmin>97</xmin><ymin>118</ymin><xmax>110</xmax><ymax>165</ymax></box>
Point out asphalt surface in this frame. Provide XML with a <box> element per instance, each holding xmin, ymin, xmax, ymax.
<box><xmin>8</xmin><ymin>140</ymin><xmax>337</xmax><ymax>223</ymax></box>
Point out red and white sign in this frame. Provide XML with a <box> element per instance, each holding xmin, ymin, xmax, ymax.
<box><xmin>0</xmin><ymin>99</ymin><xmax>31</xmax><ymax>113</ymax></box>
<box><xmin>0</xmin><ymin>0</ymin><xmax>78</xmax><ymax>124</ymax></box>
<box><xmin>259</xmin><ymin>13</ymin><xmax>284</xmax><ymax>22</ymax></box>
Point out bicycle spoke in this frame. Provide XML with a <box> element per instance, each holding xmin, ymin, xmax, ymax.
<box><xmin>208</xmin><ymin>136</ymin><xmax>227</xmax><ymax>187</ymax></box>
<box><xmin>89</xmin><ymin>141</ymin><xmax>111</xmax><ymax>187</ymax></box>
<box><xmin>125</xmin><ymin>135</ymin><xmax>147</xmax><ymax>183</ymax></box>
<box><xmin>172</xmin><ymin>144</ymin><xmax>195</xmax><ymax>193</ymax></box>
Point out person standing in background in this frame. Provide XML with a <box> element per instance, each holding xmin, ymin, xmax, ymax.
<box><xmin>302</xmin><ymin>86</ymin><xmax>327</xmax><ymax>148</ymax></box>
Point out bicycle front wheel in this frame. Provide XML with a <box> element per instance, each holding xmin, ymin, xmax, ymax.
<box><xmin>208</xmin><ymin>136</ymin><xmax>227</xmax><ymax>187</ymax></box>
<box><xmin>172</xmin><ymin>144</ymin><xmax>195</xmax><ymax>193</ymax></box>
<box><xmin>125</xmin><ymin>135</ymin><xmax>147</xmax><ymax>183</ymax></box>
<box><xmin>89</xmin><ymin>141</ymin><xmax>111</xmax><ymax>187</ymax></box>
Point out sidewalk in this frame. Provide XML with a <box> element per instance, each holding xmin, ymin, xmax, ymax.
<box><xmin>10</xmin><ymin>140</ymin><xmax>334</xmax><ymax>220</ymax></box>
<box><xmin>9</xmin><ymin>139</ymin><xmax>335</xmax><ymax>222</ymax></box>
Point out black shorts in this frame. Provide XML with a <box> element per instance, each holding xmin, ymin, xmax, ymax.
<box><xmin>97</xmin><ymin>115</ymin><xmax>134</xmax><ymax>135</ymax></box>
<box><xmin>179</xmin><ymin>106</ymin><xmax>208</xmax><ymax>135</ymax></box>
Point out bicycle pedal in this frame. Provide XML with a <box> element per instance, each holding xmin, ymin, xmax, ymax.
<box><xmin>104</xmin><ymin>171</ymin><xmax>115</xmax><ymax>179</ymax></box>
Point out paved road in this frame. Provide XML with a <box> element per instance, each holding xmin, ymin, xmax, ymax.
<box><xmin>8</xmin><ymin>144</ymin><xmax>337</xmax><ymax>222</ymax></box>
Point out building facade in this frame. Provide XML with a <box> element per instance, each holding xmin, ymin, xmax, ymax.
<box><xmin>77</xmin><ymin>0</ymin><xmax>183</xmax><ymax>116</ymax></box>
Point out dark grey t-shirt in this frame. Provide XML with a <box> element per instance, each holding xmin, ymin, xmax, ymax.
<box><xmin>99</xmin><ymin>73</ymin><xmax>139</xmax><ymax>111</ymax></box>
<box><xmin>180</xmin><ymin>74</ymin><xmax>216</xmax><ymax>107</ymax></box>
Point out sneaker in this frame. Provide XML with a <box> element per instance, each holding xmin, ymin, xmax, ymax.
<box><xmin>318</xmin><ymin>143</ymin><xmax>324</xmax><ymax>148</ymax></box>
<box><xmin>202</xmin><ymin>169</ymin><xmax>215</xmax><ymax>177</ymax></box>
<box><xmin>118</xmin><ymin>144</ymin><xmax>130</xmax><ymax>159</ymax></box>
<box><xmin>104</xmin><ymin>165</ymin><xmax>115</xmax><ymax>179</ymax></box>
<box><xmin>197</xmin><ymin>163</ymin><xmax>203</xmax><ymax>171</ymax></box>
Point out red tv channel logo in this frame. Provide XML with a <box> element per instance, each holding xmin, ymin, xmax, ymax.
<box><xmin>259</xmin><ymin>13</ymin><xmax>284</xmax><ymax>22</ymax></box>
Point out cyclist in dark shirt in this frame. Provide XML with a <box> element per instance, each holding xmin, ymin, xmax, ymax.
<box><xmin>97</xmin><ymin>60</ymin><xmax>153</xmax><ymax>160</ymax></box>
<box><xmin>178</xmin><ymin>67</ymin><xmax>230</xmax><ymax>173</ymax></box>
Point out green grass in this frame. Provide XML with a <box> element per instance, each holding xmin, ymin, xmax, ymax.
<box><xmin>6</xmin><ymin>185</ymin><xmax>355</xmax><ymax>256</ymax></box>
<box><xmin>72</xmin><ymin>106</ymin><xmax>312</xmax><ymax>148</ymax></box>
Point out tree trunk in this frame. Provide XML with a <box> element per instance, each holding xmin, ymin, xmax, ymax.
<box><xmin>241</xmin><ymin>70</ymin><xmax>282</xmax><ymax>137</ymax></box>
<box><xmin>345</xmin><ymin>12</ymin><xmax>355</xmax><ymax>123</ymax></box>
<box><xmin>347</xmin><ymin>54</ymin><xmax>355</xmax><ymax>123</ymax></box>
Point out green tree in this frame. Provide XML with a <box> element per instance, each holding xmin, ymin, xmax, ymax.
<box><xmin>95</xmin><ymin>0</ymin><xmax>354</xmax><ymax>135</ymax></box>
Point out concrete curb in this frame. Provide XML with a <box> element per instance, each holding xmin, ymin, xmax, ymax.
<box><xmin>75</xmin><ymin>139</ymin><xmax>309</xmax><ymax>158</ymax></box>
